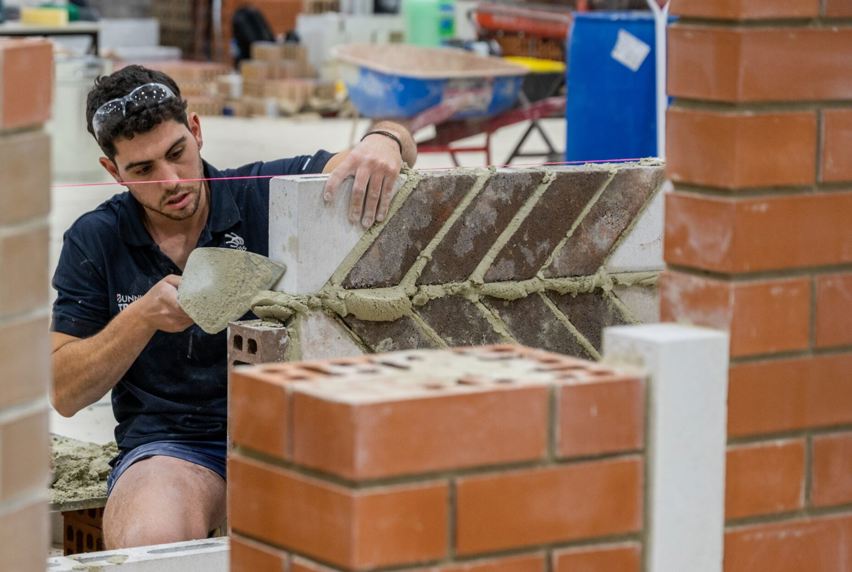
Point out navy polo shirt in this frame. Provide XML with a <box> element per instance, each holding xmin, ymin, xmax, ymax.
<box><xmin>51</xmin><ymin>152</ymin><xmax>332</xmax><ymax>452</ymax></box>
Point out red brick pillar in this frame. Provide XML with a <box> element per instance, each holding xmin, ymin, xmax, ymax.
<box><xmin>0</xmin><ymin>39</ymin><xmax>54</xmax><ymax>570</ymax></box>
<box><xmin>663</xmin><ymin>2</ymin><xmax>852</xmax><ymax>570</ymax></box>
<box><xmin>229</xmin><ymin>346</ymin><xmax>645</xmax><ymax>572</ymax></box>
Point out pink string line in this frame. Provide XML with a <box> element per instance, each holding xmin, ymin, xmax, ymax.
<box><xmin>50</xmin><ymin>157</ymin><xmax>650</xmax><ymax>189</ymax></box>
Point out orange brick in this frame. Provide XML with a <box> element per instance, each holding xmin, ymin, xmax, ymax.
<box><xmin>664</xmin><ymin>191</ymin><xmax>852</xmax><ymax>273</ymax></box>
<box><xmin>558</xmin><ymin>376</ymin><xmax>644</xmax><ymax>458</ymax></box>
<box><xmin>228</xmin><ymin>454</ymin><xmax>448</xmax><ymax>570</ymax></box>
<box><xmin>725</xmin><ymin>513</ymin><xmax>852</xmax><ymax>572</ymax></box>
<box><xmin>552</xmin><ymin>543</ymin><xmax>641</xmax><ymax>572</ymax></box>
<box><xmin>669</xmin><ymin>26</ymin><xmax>852</xmax><ymax>102</ymax></box>
<box><xmin>670</xmin><ymin>0</ymin><xmax>819</xmax><ymax>19</ymax></box>
<box><xmin>292</xmin><ymin>385</ymin><xmax>549</xmax><ymax>480</ymax></box>
<box><xmin>455</xmin><ymin>458</ymin><xmax>643</xmax><ymax>555</ymax></box>
<box><xmin>440</xmin><ymin>553</ymin><xmax>546</xmax><ymax>572</ymax></box>
<box><xmin>0</xmin><ymin>130</ymin><xmax>50</xmax><ymax>225</ymax></box>
<box><xmin>660</xmin><ymin>271</ymin><xmax>811</xmax><ymax>358</ymax></box>
<box><xmin>292</xmin><ymin>555</ymin><xmax>339</xmax><ymax>572</ymax></box>
<box><xmin>0</xmin><ymin>498</ymin><xmax>48</xmax><ymax>571</ymax></box>
<box><xmin>728</xmin><ymin>353</ymin><xmax>852</xmax><ymax>436</ymax></box>
<box><xmin>815</xmin><ymin>273</ymin><xmax>852</xmax><ymax>348</ymax></box>
<box><xmin>825</xmin><ymin>0</ymin><xmax>852</xmax><ymax>17</ymax></box>
<box><xmin>0</xmin><ymin>223</ymin><xmax>49</xmax><ymax>318</ymax></box>
<box><xmin>231</xmin><ymin>534</ymin><xmax>287</xmax><ymax>572</ymax></box>
<box><xmin>666</xmin><ymin>108</ymin><xmax>816</xmax><ymax>189</ymax></box>
<box><xmin>0</xmin><ymin>408</ymin><xmax>49</xmax><ymax>502</ymax></box>
<box><xmin>0</xmin><ymin>39</ymin><xmax>52</xmax><ymax>129</ymax></box>
<box><xmin>725</xmin><ymin>440</ymin><xmax>805</xmax><ymax>520</ymax></box>
<box><xmin>229</xmin><ymin>369</ymin><xmax>292</xmax><ymax>459</ymax></box>
<box><xmin>812</xmin><ymin>432</ymin><xmax>852</xmax><ymax>507</ymax></box>
<box><xmin>821</xmin><ymin>109</ymin><xmax>852</xmax><ymax>183</ymax></box>
<box><xmin>0</xmin><ymin>314</ymin><xmax>49</xmax><ymax>411</ymax></box>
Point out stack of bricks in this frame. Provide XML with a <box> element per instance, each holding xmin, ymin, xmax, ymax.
<box><xmin>221</xmin><ymin>0</ymin><xmax>303</xmax><ymax>63</ymax></box>
<box><xmin>663</xmin><ymin>1</ymin><xmax>852</xmax><ymax>570</ymax></box>
<box><xmin>239</xmin><ymin>41</ymin><xmax>329</xmax><ymax>117</ymax></box>
<box><xmin>0</xmin><ymin>39</ymin><xmax>53</xmax><ymax>571</ymax></box>
<box><xmin>229</xmin><ymin>345</ymin><xmax>646</xmax><ymax>572</ymax></box>
<box><xmin>139</xmin><ymin>61</ymin><xmax>232</xmax><ymax>117</ymax></box>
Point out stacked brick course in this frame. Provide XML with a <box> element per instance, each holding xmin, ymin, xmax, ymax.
<box><xmin>0</xmin><ymin>39</ymin><xmax>53</xmax><ymax>571</ymax></box>
<box><xmin>230</xmin><ymin>345</ymin><xmax>645</xmax><ymax>572</ymax></box>
<box><xmin>664</xmin><ymin>2</ymin><xmax>852</xmax><ymax>569</ymax></box>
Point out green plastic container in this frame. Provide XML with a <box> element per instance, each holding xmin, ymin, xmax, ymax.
<box><xmin>403</xmin><ymin>0</ymin><xmax>455</xmax><ymax>47</ymax></box>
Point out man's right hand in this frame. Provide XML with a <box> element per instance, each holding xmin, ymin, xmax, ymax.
<box><xmin>137</xmin><ymin>275</ymin><xmax>194</xmax><ymax>333</ymax></box>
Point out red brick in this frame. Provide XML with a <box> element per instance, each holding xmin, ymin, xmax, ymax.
<box><xmin>812</xmin><ymin>432</ymin><xmax>852</xmax><ymax>507</ymax></box>
<box><xmin>815</xmin><ymin>273</ymin><xmax>852</xmax><ymax>348</ymax></box>
<box><xmin>0</xmin><ymin>314</ymin><xmax>49</xmax><ymax>411</ymax></box>
<box><xmin>0</xmin><ymin>498</ymin><xmax>48</xmax><ymax>571</ymax></box>
<box><xmin>660</xmin><ymin>271</ymin><xmax>811</xmax><ymax>358</ymax></box>
<box><xmin>0</xmin><ymin>223</ymin><xmax>49</xmax><ymax>318</ymax></box>
<box><xmin>0</xmin><ymin>39</ymin><xmax>52</xmax><ymax>129</ymax></box>
<box><xmin>229</xmin><ymin>454</ymin><xmax>448</xmax><ymax>570</ymax></box>
<box><xmin>0</xmin><ymin>130</ymin><xmax>50</xmax><ymax>225</ymax></box>
<box><xmin>725</xmin><ymin>440</ymin><xmax>805</xmax><ymax>520</ymax></box>
<box><xmin>292</xmin><ymin>384</ymin><xmax>548</xmax><ymax>479</ymax></box>
<box><xmin>669</xmin><ymin>26</ymin><xmax>852</xmax><ymax>102</ymax></box>
<box><xmin>552</xmin><ymin>543</ymin><xmax>641</xmax><ymax>572</ymax></box>
<box><xmin>666</xmin><ymin>108</ymin><xmax>816</xmax><ymax>189</ymax></box>
<box><xmin>725</xmin><ymin>513</ymin><xmax>852</xmax><ymax>572</ymax></box>
<box><xmin>439</xmin><ymin>553</ymin><xmax>546</xmax><ymax>572</ymax></box>
<box><xmin>0</xmin><ymin>408</ymin><xmax>49</xmax><ymax>502</ymax></box>
<box><xmin>230</xmin><ymin>534</ymin><xmax>287</xmax><ymax>572</ymax></box>
<box><xmin>825</xmin><ymin>0</ymin><xmax>852</xmax><ymax>17</ymax></box>
<box><xmin>728</xmin><ymin>353</ymin><xmax>852</xmax><ymax>436</ymax></box>
<box><xmin>229</xmin><ymin>368</ymin><xmax>293</xmax><ymax>459</ymax></box>
<box><xmin>821</xmin><ymin>109</ymin><xmax>852</xmax><ymax>183</ymax></box>
<box><xmin>455</xmin><ymin>458</ymin><xmax>643</xmax><ymax>555</ymax></box>
<box><xmin>558</xmin><ymin>376</ymin><xmax>644</xmax><ymax>458</ymax></box>
<box><xmin>292</xmin><ymin>555</ymin><xmax>339</xmax><ymax>572</ymax></box>
<box><xmin>671</xmin><ymin>0</ymin><xmax>819</xmax><ymax>19</ymax></box>
<box><xmin>664</xmin><ymin>191</ymin><xmax>852</xmax><ymax>273</ymax></box>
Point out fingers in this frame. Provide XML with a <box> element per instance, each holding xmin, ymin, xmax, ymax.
<box><xmin>323</xmin><ymin>169</ymin><xmax>346</xmax><ymax>203</ymax></box>
<box><xmin>350</xmin><ymin>167</ymin><xmax>371</xmax><ymax>225</ymax></box>
<box><xmin>376</xmin><ymin>172</ymin><xmax>398</xmax><ymax>223</ymax></box>
<box><xmin>163</xmin><ymin>274</ymin><xmax>182</xmax><ymax>289</ymax></box>
<box><xmin>361</xmin><ymin>173</ymin><xmax>385</xmax><ymax>227</ymax></box>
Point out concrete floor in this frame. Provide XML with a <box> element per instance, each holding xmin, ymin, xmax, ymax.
<box><xmin>48</xmin><ymin>114</ymin><xmax>567</xmax><ymax>442</ymax></box>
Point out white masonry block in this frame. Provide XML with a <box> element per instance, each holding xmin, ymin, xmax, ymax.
<box><xmin>294</xmin><ymin>311</ymin><xmax>365</xmax><ymax>361</ymax></box>
<box><xmin>269</xmin><ymin>174</ymin><xmax>405</xmax><ymax>294</ymax></box>
<box><xmin>614</xmin><ymin>285</ymin><xmax>660</xmax><ymax>324</ymax></box>
<box><xmin>605</xmin><ymin>184</ymin><xmax>665</xmax><ymax>273</ymax></box>
<box><xmin>602</xmin><ymin>323</ymin><xmax>728</xmax><ymax>572</ymax></box>
<box><xmin>47</xmin><ymin>537</ymin><xmax>228</xmax><ymax>571</ymax></box>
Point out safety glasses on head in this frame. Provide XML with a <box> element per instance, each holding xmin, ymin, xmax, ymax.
<box><xmin>92</xmin><ymin>82</ymin><xmax>177</xmax><ymax>141</ymax></box>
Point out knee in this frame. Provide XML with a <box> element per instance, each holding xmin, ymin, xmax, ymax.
<box><xmin>104</xmin><ymin>513</ymin><xmax>210</xmax><ymax>549</ymax></box>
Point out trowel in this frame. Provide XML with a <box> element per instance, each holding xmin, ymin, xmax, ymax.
<box><xmin>177</xmin><ymin>247</ymin><xmax>286</xmax><ymax>335</ymax></box>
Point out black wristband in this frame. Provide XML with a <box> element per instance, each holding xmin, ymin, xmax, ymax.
<box><xmin>361</xmin><ymin>129</ymin><xmax>404</xmax><ymax>156</ymax></box>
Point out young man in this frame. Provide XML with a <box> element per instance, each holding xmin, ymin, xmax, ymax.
<box><xmin>50</xmin><ymin>65</ymin><xmax>417</xmax><ymax>549</ymax></box>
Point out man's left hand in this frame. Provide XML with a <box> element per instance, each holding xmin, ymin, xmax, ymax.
<box><xmin>323</xmin><ymin>123</ymin><xmax>415</xmax><ymax>228</ymax></box>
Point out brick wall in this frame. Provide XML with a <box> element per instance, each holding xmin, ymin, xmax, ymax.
<box><xmin>239</xmin><ymin>163</ymin><xmax>665</xmax><ymax>367</ymax></box>
<box><xmin>229</xmin><ymin>345</ymin><xmax>646</xmax><ymax>572</ymax></box>
<box><xmin>663</xmin><ymin>2</ymin><xmax>852</xmax><ymax>570</ymax></box>
<box><xmin>0</xmin><ymin>39</ymin><xmax>54</xmax><ymax>571</ymax></box>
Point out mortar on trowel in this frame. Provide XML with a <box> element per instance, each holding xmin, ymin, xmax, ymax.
<box><xmin>177</xmin><ymin>247</ymin><xmax>286</xmax><ymax>334</ymax></box>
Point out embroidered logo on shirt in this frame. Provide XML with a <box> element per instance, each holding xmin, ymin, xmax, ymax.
<box><xmin>224</xmin><ymin>232</ymin><xmax>247</xmax><ymax>251</ymax></box>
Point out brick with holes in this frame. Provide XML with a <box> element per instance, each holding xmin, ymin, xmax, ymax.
<box><xmin>227</xmin><ymin>319</ymin><xmax>290</xmax><ymax>368</ymax></box>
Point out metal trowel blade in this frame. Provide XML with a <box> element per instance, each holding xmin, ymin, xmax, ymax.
<box><xmin>177</xmin><ymin>247</ymin><xmax>286</xmax><ymax>335</ymax></box>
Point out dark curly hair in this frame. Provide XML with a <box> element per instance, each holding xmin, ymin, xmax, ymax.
<box><xmin>86</xmin><ymin>65</ymin><xmax>189</xmax><ymax>161</ymax></box>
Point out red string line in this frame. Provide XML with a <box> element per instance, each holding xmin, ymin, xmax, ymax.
<box><xmin>50</xmin><ymin>157</ymin><xmax>651</xmax><ymax>189</ymax></box>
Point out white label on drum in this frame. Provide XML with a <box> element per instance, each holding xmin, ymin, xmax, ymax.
<box><xmin>611</xmin><ymin>29</ymin><xmax>651</xmax><ymax>72</ymax></box>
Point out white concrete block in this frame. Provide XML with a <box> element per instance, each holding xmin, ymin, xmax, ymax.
<box><xmin>295</xmin><ymin>311</ymin><xmax>365</xmax><ymax>361</ymax></box>
<box><xmin>269</xmin><ymin>174</ymin><xmax>406</xmax><ymax>295</ymax></box>
<box><xmin>606</xmin><ymin>186</ymin><xmax>665</xmax><ymax>273</ymax></box>
<box><xmin>613</xmin><ymin>285</ymin><xmax>660</xmax><ymax>324</ymax></box>
<box><xmin>603</xmin><ymin>324</ymin><xmax>728</xmax><ymax>572</ymax></box>
<box><xmin>47</xmin><ymin>537</ymin><xmax>228</xmax><ymax>571</ymax></box>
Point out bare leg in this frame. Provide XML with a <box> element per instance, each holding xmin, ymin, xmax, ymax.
<box><xmin>103</xmin><ymin>455</ymin><xmax>226</xmax><ymax>549</ymax></box>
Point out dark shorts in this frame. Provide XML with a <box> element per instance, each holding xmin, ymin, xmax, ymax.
<box><xmin>107</xmin><ymin>440</ymin><xmax>227</xmax><ymax>496</ymax></box>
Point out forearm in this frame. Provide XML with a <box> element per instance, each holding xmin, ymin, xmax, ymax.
<box><xmin>372</xmin><ymin>121</ymin><xmax>418</xmax><ymax>167</ymax></box>
<box><xmin>52</xmin><ymin>302</ymin><xmax>156</xmax><ymax>417</ymax></box>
